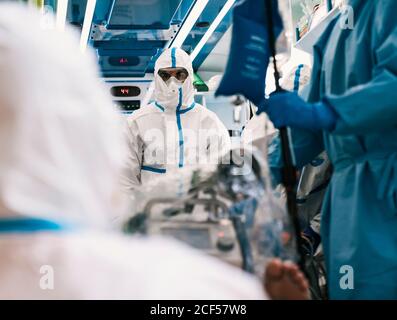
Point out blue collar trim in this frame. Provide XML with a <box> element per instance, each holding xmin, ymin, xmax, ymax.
<box><xmin>178</xmin><ymin>102</ymin><xmax>196</xmax><ymax>114</ymax></box>
<box><xmin>154</xmin><ymin>102</ymin><xmax>165</xmax><ymax>112</ymax></box>
<box><xmin>154</xmin><ymin>93</ymin><xmax>196</xmax><ymax>114</ymax></box>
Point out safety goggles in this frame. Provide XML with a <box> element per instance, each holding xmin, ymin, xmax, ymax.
<box><xmin>158</xmin><ymin>67</ymin><xmax>189</xmax><ymax>83</ymax></box>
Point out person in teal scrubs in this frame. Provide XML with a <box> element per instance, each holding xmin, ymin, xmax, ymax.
<box><xmin>262</xmin><ymin>0</ymin><xmax>397</xmax><ymax>299</ymax></box>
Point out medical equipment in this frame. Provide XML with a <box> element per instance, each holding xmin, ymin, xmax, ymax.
<box><xmin>124</xmin><ymin>147</ymin><xmax>294</xmax><ymax>275</ymax></box>
<box><xmin>104</xmin><ymin>79</ymin><xmax>152</xmax><ymax>115</ymax></box>
<box><xmin>125</xmin><ymin>194</ymin><xmax>244</xmax><ymax>268</ymax></box>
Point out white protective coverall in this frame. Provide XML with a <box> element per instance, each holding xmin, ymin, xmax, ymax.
<box><xmin>123</xmin><ymin>48</ymin><xmax>231</xmax><ymax>190</ymax></box>
<box><xmin>0</xmin><ymin>3</ymin><xmax>265</xmax><ymax>299</ymax></box>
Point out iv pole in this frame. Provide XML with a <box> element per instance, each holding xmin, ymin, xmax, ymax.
<box><xmin>264</xmin><ymin>0</ymin><xmax>306</xmax><ymax>270</ymax></box>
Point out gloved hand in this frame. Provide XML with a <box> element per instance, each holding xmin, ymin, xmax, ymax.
<box><xmin>257</xmin><ymin>91</ymin><xmax>337</xmax><ymax>131</ymax></box>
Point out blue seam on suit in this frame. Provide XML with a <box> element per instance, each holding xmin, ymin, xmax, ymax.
<box><xmin>294</xmin><ymin>64</ymin><xmax>305</xmax><ymax>92</ymax></box>
<box><xmin>176</xmin><ymin>88</ymin><xmax>184</xmax><ymax>168</ymax></box>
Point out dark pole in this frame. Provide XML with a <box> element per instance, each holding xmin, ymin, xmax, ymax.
<box><xmin>264</xmin><ymin>0</ymin><xmax>306</xmax><ymax>270</ymax></box>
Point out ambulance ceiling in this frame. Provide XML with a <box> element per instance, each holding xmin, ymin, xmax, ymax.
<box><xmin>62</xmin><ymin>0</ymin><xmax>235</xmax><ymax>77</ymax></box>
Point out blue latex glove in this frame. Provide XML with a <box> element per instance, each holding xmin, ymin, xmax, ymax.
<box><xmin>258</xmin><ymin>92</ymin><xmax>337</xmax><ymax>131</ymax></box>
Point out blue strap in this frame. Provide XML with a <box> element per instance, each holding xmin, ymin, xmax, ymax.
<box><xmin>141</xmin><ymin>165</ymin><xmax>166</xmax><ymax>174</ymax></box>
<box><xmin>293</xmin><ymin>64</ymin><xmax>305</xmax><ymax>92</ymax></box>
<box><xmin>0</xmin><ymin>217</ymin><xmax>64</xmax><ymax>233</ymax></box>
<box><xmin>171</xmin><ymin>47</ymin><xmax>177</xmax><ymax>68</ymax></box>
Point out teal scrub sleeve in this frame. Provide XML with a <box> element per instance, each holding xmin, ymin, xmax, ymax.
<box><xmin>326</xmin><ymin>25</ymin><xmax>397</xmax><ymax>135</ymax></box>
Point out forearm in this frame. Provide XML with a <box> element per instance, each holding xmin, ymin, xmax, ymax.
<box><xmin>326</xmin><ymin>74</ymin><xmax>397</xmax><ymax>134</ymax></box>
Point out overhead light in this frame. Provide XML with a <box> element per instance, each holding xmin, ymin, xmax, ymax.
<box><xmin>191</xmin><ymin>0</ymin><xmax>235</xmax><ymax>61</ymax></box>
<box><xmin>170</xmin><ymin>0</ymin><xmax>209</xmax><ymax>48</ymax></box>
<box><xmin>56</xmin><ymin>0</ymin><xmax>69</xmax><ymax>31</ymax></box>
<box><xmin>80</xmin><ymin>0</ymin><xmax>97</xmax><ymax>52</ymax></box>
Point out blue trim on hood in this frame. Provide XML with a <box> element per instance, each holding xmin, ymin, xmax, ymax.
<box><xmin>171</xmin><ymin>47</ymin><xmax>177</xmax><ymax>68</ymax></box>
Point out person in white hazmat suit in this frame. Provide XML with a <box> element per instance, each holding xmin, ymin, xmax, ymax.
<box><xmin>123</xmin><ymin>47</ymin><xmax>231</xmax><ymax>190</ymax></box>
<box><xmin>0</xmin><ymin>3</ymin><xmax>309</xmax><ymax>300</ymax></box>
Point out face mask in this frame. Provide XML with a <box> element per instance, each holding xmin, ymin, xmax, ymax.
<box><xmin>166</xmin><ymin>77</ymin><xmax>183</xmax><ymax>95</ymax></box>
